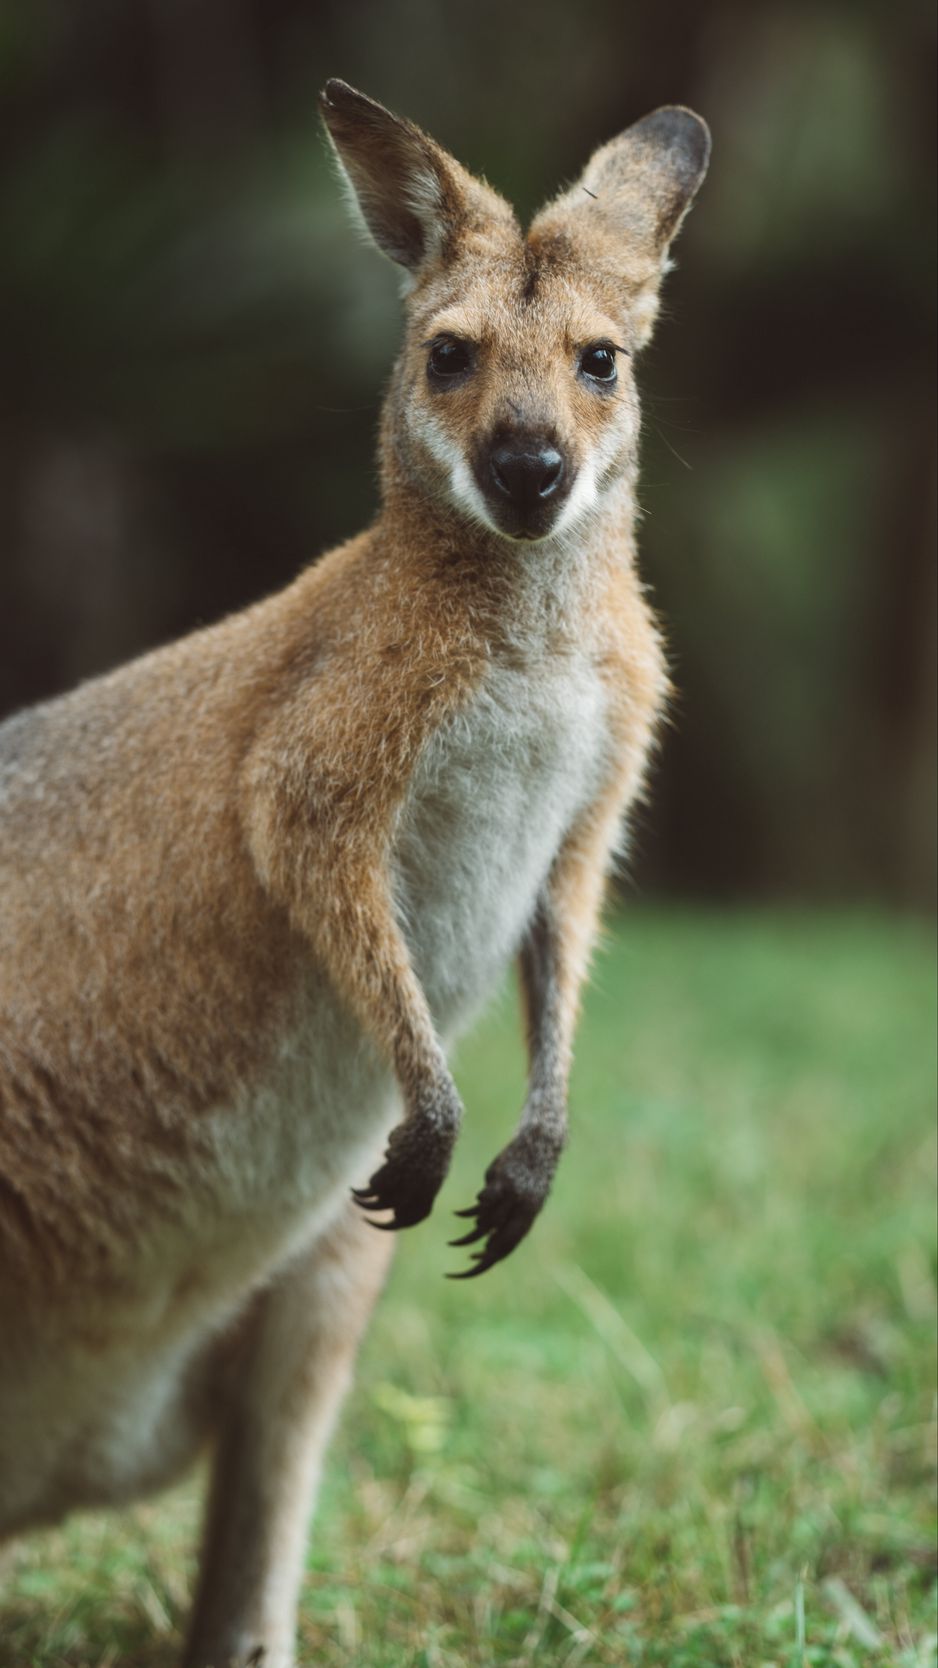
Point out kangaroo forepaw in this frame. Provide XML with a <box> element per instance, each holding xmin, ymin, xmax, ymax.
<box><xmin>447</xmin><ymin>1126</ymin><xmax>563</xmax><ymax>1278</ymax></box>
<box><xmin>352</xmin><ymin>1108</ymin><xmax>457</xmax><ymax>1230</ymax></box>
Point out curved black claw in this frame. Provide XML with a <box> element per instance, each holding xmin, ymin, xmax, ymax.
<box><xmin>352</xmin><ymin>1111</ymin><xmax>457</xmax><ymax>1232</ymax></box>
<box><xmin>446</xmin><ymin>1129</ymin><xmax>561</xmax><ymax>1279</ymax></box>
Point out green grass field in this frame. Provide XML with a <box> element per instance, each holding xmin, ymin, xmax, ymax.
<box><xmin>2</xmin><ymin>909</ymin><xmax>935</xmax><ymax>1668</ymax></box>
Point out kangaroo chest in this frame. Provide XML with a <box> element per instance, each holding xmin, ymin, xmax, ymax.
<box><xmin>392</xmin><ymin>649</ymin><xmax>609</xmax><ymax>1028</ymax></box>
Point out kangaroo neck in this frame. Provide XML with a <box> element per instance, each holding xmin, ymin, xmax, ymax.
<box><xmin>372</xmin><ymin>475</ymin><xmax>637</xmax><ymax>627</ymax></box>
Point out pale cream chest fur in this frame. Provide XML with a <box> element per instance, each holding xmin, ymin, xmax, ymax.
<box><xmin>395</xmin><ymin>644</ymin><xmax>611</xmax><ymax>1028</ymax></box>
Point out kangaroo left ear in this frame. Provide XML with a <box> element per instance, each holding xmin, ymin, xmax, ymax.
<box><xmin>545</xmin><ymin>106</ymin><xmax>710</xmax><ymax>255</ymax></box>
<box><xmin>589</xmin><ymin>108</ymin><xmax>710</xmax><ymax>250</ymax></box>
<box><xmin>533</xmin><ymin>106</ymin><xmax>710</xmax><ymax>344</ymax></box>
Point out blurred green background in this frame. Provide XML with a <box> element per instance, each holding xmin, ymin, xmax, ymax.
<box><xmin>1</xmin><ymin>0</ymin><xmax>934</xmax><ymax>910</ymax></box>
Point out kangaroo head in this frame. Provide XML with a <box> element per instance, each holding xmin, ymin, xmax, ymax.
<box><xmin>320</xmin><ymin>81</ymin><xmax>709</xmax><ymax>546</ymax></box>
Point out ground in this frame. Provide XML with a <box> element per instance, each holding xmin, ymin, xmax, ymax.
<box><xmin>2</xmin><ymin>908</ymin><xmax>935</xmax><ymax>1667</ymax></box>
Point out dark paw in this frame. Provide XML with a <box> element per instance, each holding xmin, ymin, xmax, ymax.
<box><xmin>352</xmin><ymin>1108</ymin><xmax>457</xmax><ymax>1231</ymax></box>
<box><xmin>447</xmin><ymin>1127</ymin><xmax>563</xmax><ymax>1278</ymax></box>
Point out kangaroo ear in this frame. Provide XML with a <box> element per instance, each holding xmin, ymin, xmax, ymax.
<box><xmin>574</xmin><ymin>107</ymin><xmax>710</xmax><ymax>253</ymax></box>
<box><xmin>533</xmin><ymin>106</ymin><xmax>709</xmax><ymax>344</ymax></box>
<box><xmin>320</xmin><ymin>80</ymin><xmax>511</xmax><ymax>280</ymax></box>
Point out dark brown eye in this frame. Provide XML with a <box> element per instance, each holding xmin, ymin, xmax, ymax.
<box><xmin>427</xmin><ymin>337</ymin><xmax>474</xmax><ymax>383</ymax></box>
<box><xmin>579</xmin><ymin>343</ymin><xmax>618</xmax><ymax>384</ymax></box>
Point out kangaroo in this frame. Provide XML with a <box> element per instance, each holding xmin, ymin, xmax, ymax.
<box><xmin>0</xmin><ymin>81</ymin><xmax>709</xmax><ymax>1667</ymax></box>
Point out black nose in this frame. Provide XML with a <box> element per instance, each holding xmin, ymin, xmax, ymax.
<box><xmin>490</xmin><ymin>443</ymin><xmax>565</xmax><ymax>509</ymax></box>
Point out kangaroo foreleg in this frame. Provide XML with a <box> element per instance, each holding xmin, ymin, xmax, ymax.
<box><xmin>450</xmin><ymin>790</ymin><xmax>627</xmax><ymax>1277</ymax></box>
<box><xmin>244</xmin><ymin>667</ymin><xmax>471</xmax><ymax>1235</ymax></box>
<box><xmin>314</xmin><ymin>856</ymin><xmax>463</xmax><ymax>1230</ymax></box>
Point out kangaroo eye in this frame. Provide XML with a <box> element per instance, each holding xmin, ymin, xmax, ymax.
<box><xmin>579</xmin><ymin>343</ymin><xmax>618</xmax><ymax>384</ymax></box>
<box><xmin>427</xmin><ymin>337</ymin><xmax>474</xmax><ymax>383</ymax></box>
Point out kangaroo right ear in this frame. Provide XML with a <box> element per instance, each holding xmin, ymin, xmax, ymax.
<box><xmin>320</xmin><ymin>80</ymin><xmax>510</xmax><ymax>281</ymax></box>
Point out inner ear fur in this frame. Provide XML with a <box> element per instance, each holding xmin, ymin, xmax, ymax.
<box><xmin>319</xmin><ymin>80</ymin><xmax>513</xmax><ymax>276</ymax></box>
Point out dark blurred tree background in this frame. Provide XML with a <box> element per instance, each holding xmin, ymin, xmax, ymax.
<box><xmin>0</xmin><ymin>0</ymin><xmax>934</xmax><ymax>908</ymax></box>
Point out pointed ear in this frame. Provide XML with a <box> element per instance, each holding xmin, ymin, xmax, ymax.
<box><xmin>575</xmin><ymin>107</ymin><xmax>710</xmax><ymax>251</ymax></box>
<box><xmin>319</xmin><ymin>80</ymin><xmax>512</xmax><ymax>280</ymax></box>
<box><xmin>533</xmin><ymin>106</ymin><xmax>710</xmax><ymax>341</ymax></box>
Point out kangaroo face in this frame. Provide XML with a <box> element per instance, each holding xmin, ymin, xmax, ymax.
<box><xmin>322</xmin><ymin>81</ymin><xmax>709</xmax><ymax>548</ymax></box>
<box><xmin>398</xmin><ymin>239</ymin><xmax>641</xmax><ymax>544</ymax></box>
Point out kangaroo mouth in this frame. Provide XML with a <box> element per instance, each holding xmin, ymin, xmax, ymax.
<box><xmin>472</xmin><ymin>454</ymin><xmax>576</xmax><ymax>544</ymax></box>
<box><xmin>489</xmin><ymin>506</ymin><xmax>566</xmax><ymax>542</ymax></box>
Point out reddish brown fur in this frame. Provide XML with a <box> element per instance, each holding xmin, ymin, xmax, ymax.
<box><xmin>0</xmin><ymin>82</ymin><xmax>708</xmax><ymax>1666</ymax></box>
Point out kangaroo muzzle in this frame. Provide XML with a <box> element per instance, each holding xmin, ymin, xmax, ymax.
<box><xmin>476</xmin><ymin>429</ymin><xmax>573</xmax><ymax>541</ymax></box>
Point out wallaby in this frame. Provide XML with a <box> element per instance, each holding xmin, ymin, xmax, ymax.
<box><xmin>0</xmin><ymin>81</ymin><xmax>709</xmax><ymax>1667</ymax></box>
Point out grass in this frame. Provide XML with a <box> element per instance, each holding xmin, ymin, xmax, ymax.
<box><xmin>2</xmin><ymin>907</ymin><xmax>935</xmax><ymax>1667</ymax></box>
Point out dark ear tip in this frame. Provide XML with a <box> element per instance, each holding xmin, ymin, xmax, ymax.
<box><xmin>636</xmin><ymin>105</ymin><xmax>711</xmax><ymax>179</ymax></box>
<box><xmin>319</xmin><ymin>79</ymin><xmax>386</xmax><ymax>126</ymax></box>
<box><xmin>321</xmin><ymin>78</ymin><xmax>357</xmax><ymax>107</ymax></box>
<box><xmin>319</xmin><ymin>79</ymin><xmax>409</xmax><ymax>133</ymax></box>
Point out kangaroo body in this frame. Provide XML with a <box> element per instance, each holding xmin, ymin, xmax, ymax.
<box><xmin>0</xmin><ymin>524</ymin><xmax>629</xmax><ymax>1511</ymax></box>
<box><xmin>0</xmin><ymin>83</ymin><xmax>707</xmax><ymax>1666</ymax></box>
